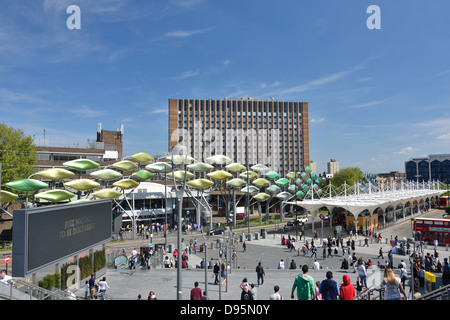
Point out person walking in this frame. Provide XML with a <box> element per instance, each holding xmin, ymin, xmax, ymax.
<box><xmin>381</xmin><ymin>267</ymin><xmax>407</xmax><ymax>300</ymax></box>
<box><xmin>291</xmin><ymin>265</ymin><xmax>315</xmax><ymax>300</ymax></box>
<box><xmin>256</xmin><ymin>262</ymin><xmax>265</xmax><ymax>286</ymax></box>
<box><xmin>339</xmin><ymin>274</ymin><xmax>355</xmax><ymax>300</ymax></box>
<box><xmin>319</xmin><ymin>271</ymin><xmax>339</xmax><ymax>300</ymax></box>
<box><xmin>221</xmin><ymin>263</ymin><xmax>227</xmax><ymax>286</ymax></box>
<box><xmin>88</xmin><ymin>274</ymin><xmax>96</xmax><ymax>300</ymax></box>
<box><xmin>363</xmin><ymin>237</ymin><xmax>369</xmax><ymax>247</ymax></box>
<box><xmin>213</xmin><ymin>261</ymin><xmax>220</xmax><ymax>285</ymax></box>
<box><xmin>97</xmin><ymin>277</ymin><xmax>110</xmax><ymax>300</ymax></box>
<box><xmin>399</xmin><ymin>265</ymin><xmax>408</xmax><ymax>288</ymax></box>
<box><xmin>358</xmin><ymin>260</ymin><xmax>368</xmax><ymax>289</ymax></box>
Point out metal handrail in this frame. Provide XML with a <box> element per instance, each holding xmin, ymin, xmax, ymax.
<box><xmin>1</xmin><ymin>279</ymin><xmax>71</xmax><ymax>300</ymax></box>
<box><xmin>354</xmin><ymin>285</ymin><xmax>384</xmax><ymax>300</ymax></box>
<box><xmin>415</xmin><ymin>283</ymin><xmax>450</xmax><ymax>300</ymax></box>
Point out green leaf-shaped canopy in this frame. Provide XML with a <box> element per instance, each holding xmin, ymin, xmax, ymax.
<box><xmin>112</xmin><ymin>160</ymin><xmax>138</xmax><ymax>172</ymax></box>
<box><xmin>251</xmin><ymin>164</ymin><xmax>269</xmax><ymax>173</ymax></box>
<box><xmin>33</xmin><ymin>168</ymin><xmax>75</xmax><ymax>181</ymax></box>
<box><xmin>5</xmin><ymin>179</ymin><xmax>48</xmax><ymax>192</ymax></box>
<box><xmin>186</xmin><ymin>178</ymin><xmax>214</xmax><ymax>189</ymax></box>
<box><xmin>131</xmin><ymin>152</ymin><xmax>154</xmax><ymax>164</ymax></box>
<box><xmin>145</xmin><ymin>162</ymin><xmax>172</xmax><ymax>173</ymax></box>
<box><xmin>132</xmin><ymin>170</ymin><xmax>154</xmax><ymax>181</ymax></box>
<box><xmin>226</xmin><ymin>178</ymin><xmax>247</xmax><ymax>188</ymax></box>
<box><xmin>34</xmin><ymin>189</ymin><xmax>75</xmax><ymax>202</ymax></box>
<box><xmin>207</xmin><ymin>170</ymin><xmax>233</xmax><ymax>180</ymax></box>
<box><xmin>206</xmin><ymin>154</ymin><xmax>232</xmax><ymax>165</ymax></box>
<box><xmin>167</xmin><ymin>170</ymin><xmax>194</xmax><ymax>181</ymax></box>
<box><xmin>63</xmin><ymin>159</ymin><xmax>100</xmax><ymax>171</ymax></box>
<box><xmin>275</xmin><ymin>178</ymin><xmax>290</xmax><ymax>187</ymax></box>
<box><xmin>265</xmin><ymin>171</ymin><xmax>280</xmax><ymax>180</ymax></box>
<box><xmin>91</xmin><ymin>169</ymin><xmax>123</xmax><ymax>181</ymax></box>
<box><xmin>225</xmin><ymin>163</ymin><xmax>246</xmax><ymax>173</ymax></box>
<box><xmin>113</xmin><ymin>179</ymin><xmax>140</xmax><ymax>190</ymax></box>
<box><xmin>91</xmin><ymin>188</ymin><xmax>122</xmax><ymax>199</ymax></box>
<box><xmin>0</xmin><ymin>190</ymin><xmax>18</xmax><ymax>202</ymax></box>
<box><xmin>239</xmin><ymin>171</ymin><xmax>258</xmax><ymax>180</ymax></box>
<box><xmin>253</xmin><ymin>192</ymin><xmax>271</xmax><ymax>202</ymax></box>
<box><xmin>187</xmin><ymin>162</ymin><xmax>214</xmax><ymax>172</ymax></box>
<box><xmin>64</xmin><ymin>179</ymin><xmax>101</xmax><ymax>192</ymax></box>
<box><xmin>252</xmin><ymin>178</ymin><xmax>270</xmax><ymax>188</ymax></box>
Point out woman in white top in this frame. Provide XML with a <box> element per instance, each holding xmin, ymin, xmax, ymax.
<box><xmin>98</xmin><ymin>277</ymin><xmax>110</xmax><ymax>300</ymax></box>
<box><xmin>382</xmin><ymin>267</ymin><xmax>407</xmax><ymax>300</ymax></box>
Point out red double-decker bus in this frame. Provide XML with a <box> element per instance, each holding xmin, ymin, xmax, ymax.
<box><xmin>413</xmin><ymin>217</ymin><xmax>450</xmax><ymax>245</ymax></box>
<box><xmin>438</xmin><ymin>196</ymin><xmax>450</xmax><ymax>209</ymax></box>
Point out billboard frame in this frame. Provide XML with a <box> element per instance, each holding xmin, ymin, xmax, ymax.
<box><xmin>12</xmin><ymin>200</ymin><xmax>112</xmax><ymax>278</ymax></box>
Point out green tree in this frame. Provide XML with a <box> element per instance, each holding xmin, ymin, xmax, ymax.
<box><xmin>331</xmin><ymin>167</ymin><xmax>365</xmax><ymax>187</ymax></box>
<box><xmin>0</xmin><ymin>123</ymin><xmax>37</xmax><ymax>186</ymax></box>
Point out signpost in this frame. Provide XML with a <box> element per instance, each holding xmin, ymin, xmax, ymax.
<box><xmin>5</xmin><ymin>255</ymin><xmax>9</xmax><ymax>274</ymax></box>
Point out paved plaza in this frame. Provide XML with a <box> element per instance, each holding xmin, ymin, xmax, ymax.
<box><xmin>98</xmin><ymin>218</ymin><xmax>449</xmax><ymax>301</ymax></box>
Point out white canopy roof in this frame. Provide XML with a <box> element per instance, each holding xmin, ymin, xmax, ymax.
<box><xmin>286</xmin><ymin>184</ymin><xmax>443</xmax><ymax>218</ymax></box>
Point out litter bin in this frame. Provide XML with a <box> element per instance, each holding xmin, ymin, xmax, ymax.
<box><xmin>247</xmin><ymin>233</ymin><xmax>252</xmax><ymax>241</ymax></box>
<box><xmin>424</xmin><ymin>271</ymin><xmax>436</xmax><ymax>293</ymax></box>
<box><xmin>255</xmin><ymin>232</ymin><xmax>259</xmax><ymax>240</ymax></box>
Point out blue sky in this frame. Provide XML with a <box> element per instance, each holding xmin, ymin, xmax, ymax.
<box><xmin>1</xmin><ymin>0</ymin><xmax>450</xmax><ymax>175</ymax></box>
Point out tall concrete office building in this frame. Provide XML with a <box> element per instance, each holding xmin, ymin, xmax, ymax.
<box><xmin>168</xmin><ymin>98</ymin><xmax>310</xmax><ymax>173</ymax></box>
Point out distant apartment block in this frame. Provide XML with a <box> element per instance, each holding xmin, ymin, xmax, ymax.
<box><xmin>327</xmin><ymin>159</ymin><xmax>339</xmax><ymax>175</ymax></box>
<box><xmin>309</xmin><ymin>160</ymin><xmax>317</xmax><ymax>173</ymax></box>
<box><xmin>168</xmin><ymin>98</ymin><xmax>310</xmax><ymax>173</ymax></box>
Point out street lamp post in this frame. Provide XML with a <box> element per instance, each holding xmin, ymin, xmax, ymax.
<box><xmin>176</xmin><ymin>187</ymin><xmax>183</xmax><ymax>300</ymax></box>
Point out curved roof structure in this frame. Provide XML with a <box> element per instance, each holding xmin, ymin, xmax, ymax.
<box><xmin>286</xmin><ymin>181</ymin><xmax>443</xmax><ymax>218</ymax></box>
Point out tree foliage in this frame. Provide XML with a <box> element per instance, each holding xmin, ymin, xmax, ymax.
<box><xmin>0</xmin><ymin>123</ymin><xmax>37</xmax><ymax>186</ymax></box>
<box><xmin>331</xmin><ymin>167</ymin><xmax>365</xmax><ymax>187</ymax></box>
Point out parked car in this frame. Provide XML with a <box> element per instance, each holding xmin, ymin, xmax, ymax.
<box><xmin>286</xmin><ymin>217</ymin><xmax>308</xmax><ymax>226</ymax></box>
<box><xmin>209</xmin><ymin>226</ymin><xmax>225</xmax><ymax>235</ymax></box>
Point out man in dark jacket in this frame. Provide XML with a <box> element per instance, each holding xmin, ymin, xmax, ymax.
<box><xmin>256</xmin><ymin>262</ymin><xmax>265</xmax><ymax>285</ymax></box>
<box><xmin>319</xmin><ymin>271</ymin><xmax>339</xmax><ymax>300</ymax></box>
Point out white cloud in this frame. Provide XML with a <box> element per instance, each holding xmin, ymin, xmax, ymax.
<box><xmin>265</xmin><ymin>64</ymin><xmax>363</xmax><ymax>96</ymax></box>
<box><xmin>438</xmin><ymin>133</ymin><xmax>450</xmax><ymax>140</ymax></box>
<box><xmin>68</xmin><ymin>105</ymin><xmax>105</xmax><ymax>118</ymax></box>
<box><xmin>349</xmin><ymin>98</ymin><xmax>392</xmax><ymax>109</ymax></box>
<box><xmin>222</xmin><ymin>59</ymin><xmax>231</xmax><ymax>67</ymax></box>
<box><xmin>173</xmin><ymin>70</ymin><xmax>200</xmax><ymax>79</ymax></box>
<box><xmin>164</xmin><ymin>28</ymin><xmax>211</xmax><ymax>38</ymax></box>
<box><xmin>149</xmin><ymin>108</ymin><xmax>168</xmax><ymax>114</ymax></box>
<box><xmin>311</xmin><ymin>118</ymin><xmax>325</xmax><ymax>123</ymax></box>
<box><xmin>394</xmin><ymin>146</ymin><xmax>417</xmax><ymax>155</ymax></box>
